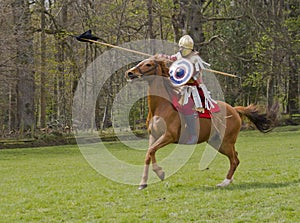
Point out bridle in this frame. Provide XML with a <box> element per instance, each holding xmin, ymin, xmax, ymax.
<box><xmin>137</xmin><ymin>60</ymin><xmax>175</xmax><ymax>100</ymax></box>
<box><xmin>135</xmin><ymin>60</ymin><xmax>158</xmax><ymax>76</ymax></box>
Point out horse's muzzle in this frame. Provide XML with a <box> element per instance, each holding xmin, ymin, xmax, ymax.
<box><xmin>125</xmin><ymin>71</ymin><xmax>140</xmax><ymax>81</ymax></box>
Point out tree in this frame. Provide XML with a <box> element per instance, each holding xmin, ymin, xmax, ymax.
<box><xmin>40</xmin><ymin>0</ymin><xmax>47</xmax><ymax>128</ymax></box>
<box><xmin>13</xmin><ymin>0</ymin><xmax>35</xmax><ymax>131</ymax></box>
<box><xmin>0</xmin><ymin>0</ymin><xmax>299</xmax><ymax>139</ymax></box>
<box><xmin>286</xmin><ymin>0</ymin><xmax>300</xmax><ymax>113</ymax></box>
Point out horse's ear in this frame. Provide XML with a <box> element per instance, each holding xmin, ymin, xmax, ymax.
<box><xmin>151</xmin><ymin>54</ymin><xmax>162</xmax><ymax>60</ymax></box>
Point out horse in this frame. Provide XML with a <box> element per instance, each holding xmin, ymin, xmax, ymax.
<box><xmin>125</xmin><ymin>55</ymin><xmax>278</xmax><ymax>190</ymax></box>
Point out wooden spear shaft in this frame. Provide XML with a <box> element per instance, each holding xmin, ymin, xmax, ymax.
<box><xmin>203</xmin><ymin>68</ymin><xmax>238</xmax><ymax>78</ymax></box>
<box><xmin>83</xmin><ymin>38</ymin><xmax>239</xmax><ymax>78</ymax></box>
<box><xmin>82</xmin><ymin>38</ymin><xmax>152</xmax><ymax>57</ymax></box>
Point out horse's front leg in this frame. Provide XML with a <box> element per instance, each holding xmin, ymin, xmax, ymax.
<box><xmin>139</xmin><ymin>164</ymin><xmax>150</xmax><ymax>190</ymax></box>
<box><xmin>151</xmin><ymin>156</ymin><xmax>165</xmax><ymax>181</ymax></box>
<box><xmin>139</xmin><ymin>133</ymin><xmax>174</xmax><ymax>190</ymax></box>
<box><xmin>138</xmin><ymin>148</ymin><xmax>165</xmax><ymax>190</ymax></box>
<box><xmin>139</xmin><ymin>134</ymin><xmax>157</xmax><ymax>190</ymax></box>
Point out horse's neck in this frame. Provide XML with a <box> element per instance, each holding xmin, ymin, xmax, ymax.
<box><xmin>147</xmin><ymin>77</ymin><xmax>173</xmax><ymax>115</ymax></box>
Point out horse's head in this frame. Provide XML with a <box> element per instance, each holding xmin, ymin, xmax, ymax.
<box><xmin>125</xmin><ymin>56</ymin><xmax>171</xmax><ymax>81</ymax></box>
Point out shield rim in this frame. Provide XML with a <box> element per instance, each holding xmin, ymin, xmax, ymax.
<box><xmin>169</xmin><ymin>58</ymin><xmax>194</xmax><ymax>87</ymax></box>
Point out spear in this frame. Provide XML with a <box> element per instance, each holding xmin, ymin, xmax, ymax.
<box><xmin>74</xmin><ymin>30</ymin><xmax>239</xmax><ymax>78</ymax></box>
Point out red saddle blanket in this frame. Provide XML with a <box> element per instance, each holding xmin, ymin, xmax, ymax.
<box><xmin>171</xmin><ymin>87</ymin><xmax>220</xmax><ymax>119</ymax></box>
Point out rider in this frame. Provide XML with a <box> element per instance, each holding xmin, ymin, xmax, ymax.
<box><xmin>160</xmin><ymin>35</ymin><xmax>217</xmax><ymax>144</ymax></box>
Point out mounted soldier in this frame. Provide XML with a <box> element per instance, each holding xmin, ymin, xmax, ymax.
<box><xmin>160</xmin><ymin>35</ymin><xmax>217</xmax><ymax>144</ymax></box>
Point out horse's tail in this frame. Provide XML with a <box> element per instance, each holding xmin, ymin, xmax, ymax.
<box><xmin>234</xmin><ymin>103</ymin><xmax>279</xmax><ymax>133</ymax></box>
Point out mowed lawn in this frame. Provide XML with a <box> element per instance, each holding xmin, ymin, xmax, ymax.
<box><xmin>0</xmin><ymin>126</ymin><xmax>299</xmax><ymax>223</ymax></box>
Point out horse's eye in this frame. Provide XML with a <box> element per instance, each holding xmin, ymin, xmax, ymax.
<box><xmin>146</xmin><ymin>63</ymin><xmax>152</xmax><ymax>67</ymax></box>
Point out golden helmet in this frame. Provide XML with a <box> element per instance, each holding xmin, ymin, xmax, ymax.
<box><xmin>178</xmin><ymin>35</ymin><xmax>194</xmax><ymax>50</ymax></box>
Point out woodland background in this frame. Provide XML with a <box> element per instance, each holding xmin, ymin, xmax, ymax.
<box><xmin>0</xmin><ymin>0</ymin><xmax>299</xmax><ymax>139</ymax></box>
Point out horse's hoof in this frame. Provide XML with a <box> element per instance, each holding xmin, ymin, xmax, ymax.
<box><xmin>159</xmin><ymin>171</ymin><xmax>165</xmax><ymax>181</ymax></box>
<box><xmin>153</xmin><ymin>167</ymin><xmax>165</xmax><ymax>181</ymax></box>
<box><xmin>216</xmin><ymin>178</ymin><xmax>233</xmax><ymax>187</ymax></box>
<box><xmin>138</xmin><ymin>184</ymin><xmax>147</xmax><ymax>190</ymax></box>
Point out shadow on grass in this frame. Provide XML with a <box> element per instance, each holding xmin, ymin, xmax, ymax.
<box><xmin>193</xmin><ymin>179</ymin><xmax>300</xmax><ymax>191</ymax></box>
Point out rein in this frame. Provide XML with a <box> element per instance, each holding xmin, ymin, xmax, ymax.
<box><xmin>150</xmin><ymin>61</ymin><xmax>176</xmax><ymax>105</ymax></box>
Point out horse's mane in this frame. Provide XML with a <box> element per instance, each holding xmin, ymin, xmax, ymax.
<box><xmin>149</xmin><ymin>54</ymin><xmax>171</xmax><ymax>75</ymax></box>
<box><xmin>149</xmin><ymin>55</ymin><xmax>176</xmax><ymax>96</ymax></box>
<box><xmin>151</xmin><ymin>54</ymin><xmax>173</xmax><ymax>76</ymax></box>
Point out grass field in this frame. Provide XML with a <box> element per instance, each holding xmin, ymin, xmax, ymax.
<box><xmin>0</xmin><ymin>126</ymin><xmax>299</xmax><ymax>222</ymax></box>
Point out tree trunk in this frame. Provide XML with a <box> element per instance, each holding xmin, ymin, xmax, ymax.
<box><xmin>189</xmin><ymin>0</ymin><xmax>206</xmax><ymax>50</ymax></box>
<box><xmin>13</xmin><ymin>0</ymin><xmax>35</xmax><ymax>131</ymax></box>
<box><xmin>40</xmin><ymin>0</ymin><xmax>47</xmax><ymax>128</ymax></box>
<box><xmin>147</xmin><ymin>0</ymin><xmax>154</xmax><ymax>39</ymax></box>
<box><xmin>171</xmin><ymin>0</ymin><xmax>206</xmax><ymax>49</ymax></box>
<box><xmin>287</xmin><ymin>58</ymin><xmax>299</xmax><ymax>113</ymax></box>
<box><xmin>56</xmin><ymin>3</ymin><xmax>68</xmax><ymax>122</ymax></box>
<box><xmin>171</xmin><ymin>0</ymin><xmax>185</xmax><ymax>41</ymax></box>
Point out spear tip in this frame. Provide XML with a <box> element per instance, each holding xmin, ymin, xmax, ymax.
<box><xmin>75</xmin><ymin>30</ymin><xmax>100</xmax><ymax>43</ymax></box>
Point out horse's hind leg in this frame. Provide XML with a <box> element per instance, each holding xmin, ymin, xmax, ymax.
<box><xmin>217</xmin><ymin>143</ymin><xmax>240</xmax><ymax>187</ymax></box>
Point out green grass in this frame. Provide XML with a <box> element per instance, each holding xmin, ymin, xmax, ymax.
<box><xmin>0</xmin><ymin>126</ymin><xmax>299</xmax><ymax>222</ymax></box>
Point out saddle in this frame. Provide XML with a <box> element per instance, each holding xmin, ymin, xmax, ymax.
<box><xmin>171</xmin><ymin>86</ymin><xmax>220</xmax><ymax>119</ymax></box>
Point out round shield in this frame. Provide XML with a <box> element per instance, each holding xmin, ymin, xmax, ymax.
<box><xmin>169</xmin><ymin>58</ymin><xmax>194</xmax><ymax>86</ymax></box>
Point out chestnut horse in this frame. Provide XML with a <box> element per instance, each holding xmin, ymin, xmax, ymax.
<box><xmin>125</xmin><ymin>56</ymin><xmax>277</xmax><ymax>190</ymax></box>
